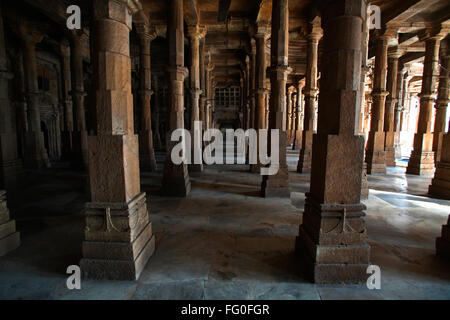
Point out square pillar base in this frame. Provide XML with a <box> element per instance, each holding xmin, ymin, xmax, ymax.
<box><xmin>429</xmin><ymin>162</ymin><xmax>450</xmax><ymax>199</ymax></box>
<box><xmin>80</xmin><ymin>192</ymin><xmax>155</xmax><ymax>280</ymax></box>
<box><xmin>261</xmin><ymin>167</ymin><xmax>291</xmax><ymax>198</ymax></box>
<box><xmin>295</xmin><ymin>195</ymin><xmax>370</xmax><ymax>284</ymax></box>
<box><xmin>436</xmin><ymin>216</ymin><xmax>450</xmax><ymax>260</ymax></box>
<box><xmin>0</xmin><ymin>191</ymin><xmax>20</xmax><ymax>257</ymax></box>
<box><xmin>292</xmin><ymin>130</ymin><xmax>302</xmax><ymax>150</ymax></box>
<box><xmin>161</xmin><ymin>161</ymin><xmax>191</xmax><ymax>197</ymax></box>
<box><xmin>385</xmin><ymin>131</ymin><xmax>396</xmax><ymax>166</ymax></box>
<box><xmin>297</xmin><ymin>131</ymin><xmax>314</xmax><ymax>173</ymax></box>
<box><xmin>406</xmin><ymin>151</ymin><xmax>435</xmax><ymax>175</ymax></box>
<box><xmin>139</xmin><ymin>130</ymin><xmax>157</xmax><ymax>172</ymax></box>
<box><xmin>366</xmin><ymin>131</ymin><xmax>386</xmax><ymax>174</ymax></box>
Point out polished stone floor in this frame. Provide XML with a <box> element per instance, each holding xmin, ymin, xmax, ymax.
<box><xmin>0</xmin><ymin>149</ymin><xmax>449</xmax><ymax>300</ymax></box>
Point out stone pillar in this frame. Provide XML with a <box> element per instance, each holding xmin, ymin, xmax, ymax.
<box><xmin>205</xmin><ymin>60</ymin><xmax>214</xmax><ymax>130</ymax></box>
<box><xmin>152</xmin><ymin>74</ymin><xmax>162</xmax><ymax>149</ymax></box>
<box><xmin>297</xmin><ymin>20</ymin><xmax>322</xmax><ymax>173</ymax></box>
<box><xmin>244</xmin><ymin>55</ymin><xmax>251</xmax><ymax>129</ymax></box>
<box><xmin>290</xmin><ymin>91</ymin><xmax>297</xmax><ymax>145</ymax></box>
<box><xmin>250</xmin><ymin>24</ymin><xmax>269</xmax><ymax>173</ymax></box>
<box><xmin>286</xmin><ymin>87</ymin><xmax>293</xmax><ymax>136</ymax></box>
<box><xmin>254</xmin><ymin>25</ymin><xmax>269</xmax><ymax>130</ymax></box>
<box><xmin>429</xmin><ymin>40</ymin><xmax>450</xmax><ymax>198</ymax></box>
<box><xmin>295</xmin><ymin>0</ymin><xmax>370</xmax><ymax>283</ymax></box>
<box><xmin>366</xmin><ymin>31</ymin><xmax>392</xmax><ymax>174</ymax></box>
<box><xmin>249</xmin><ymin>40</ymin><xmax>257</xmax><ymax>129</ymax></box>
<box><xmin>136</xmin><ymin>24</ymin><xmax>157</xmax><ymax>172</ymax></box>
<box><xmin>436</xmin><ymin>215</ymin><xmax>450</xmax><ymax>259</ymax></box>
<box><xmin>199</xmin><ymin>39</ymin><xmax>206</xmax><ymax>128</ymax></box>
<box><xmin>0</xmin><ymin>7</ymin><xmax>23</xmax><ymax>190</ymax></box>
<box><xmin>70</xmin><ymin>32</ymin><xmax>89</xmax><ymax>169</ymax></box>
<box><xmin>161</xmin><ymin>0</ymin><xmax>191</xmax><ymax>196</ymax></box>
<box><xmin>0</xmin><ymin>191</ymin><xmax>20</xmax><ymax>257</ymax></box>
<box><xmin>407</xmin><ymin>31</ymin><xmax>445</xmax><ymax>175</ymax></box>
<box><xmin>59</xmin><ymin>42</ymin><xmax>74</xmax><ymax>160</ymax></box>
<box><xmin>188</xmin><ymin>25</ymin><xmax>206</xmax><ymax>172</ymax></box>
<box><xmin>80</xmin><ymin>0</ymin><xmax>155</xmax><ymax>280</ymax></box>
<box><xmin>17</xmin><ymin>24</ymin><xmax>48</xmax><ymax>169</ymax></box>
<box><xmin>393</xmin><ymin>65</ymin><xmax>406</xmax><ymax>160</ymax></box>
<box><xmin>292</xmin><ymin>79</ymin><xmax>304</xmax><ymax>150</ymax></box>
<box><xmin>384</xmin><ymin>52</ymin><xmax>401</xmax><ymax>166</ymax></box>
<box><xmin>261</xmin><ymin>0</ymin><xmax>291</xmax><ymax>198</ymax></box>
<box><xmin>433</xmin><ymin>40</ymin><xmax>449</xmax><ymax>164</ymax></box>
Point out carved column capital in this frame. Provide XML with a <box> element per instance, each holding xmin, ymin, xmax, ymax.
<box><xmin>135</xmin><ymin>23</ymin><xmax>157</xmax><ymax>42</ymax></box>
<box><xmin>187</xmin><ymin>25</ymin><xmax>207</xmax><ymax>40</ymax></box>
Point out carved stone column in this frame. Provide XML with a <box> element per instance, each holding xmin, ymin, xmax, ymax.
<box><xmin>393</xmin><ymin>65</ymin><xmax>406</xmax><ymax>160</ymax></box>
<box><xmin>429</xmin><ymin>38</ymin><xmax>450</xmax><ymax>198</ymax></box>
<box><xmin>261</xmin><ymin>0</ymin><xmax>291</xmax><ymax>198</ymax></box>
<box><xmin>80</xmin><ymin>0</ymin><xmax>155</xmax><ymax>280</ymax></box>
<box><xmin>295</xmin><ymin>0</ymin><xmax>370</xmax><ymax>283</ymax></box>
<box><xmin>250</xmin><ymin>24</ymin><xmax>270</xmax><ymax>173</ymax></box>
<box><xmin>433</xmin><ymin>39</ymin><xmax>449</xmax><ymax>164</ymax></box>
<box><xmin>249</xmin><ymin>39</ymin><xmax>256</xmax><ymax>129</ymax></box>
<box><xmin>152</xmin><ymin>74</ymin><xmax>162</xmax><ymax>149</ymax></box>
<box><xmin>288</xmin><ymin>91</ymin><xmax>296</xmax><ymax>145</ymax></box>
<box><xmin>286</xmin><ymin>87</ymin><xmax>293</xmax><ymax>136</ymax></box>
<box><xmin>244</xmin><ymin>55</ymin><xmax>251</xmax><ymax>129</ymax></box>
<box><xmin>297</xmin><ymin>20</ymin><xmax>322</xmax><ymax>173</ymax></box>
<box><xmin>188</xmin><ymin>25</ymin><xmax>206</xmax><ymax>172</ymax></box>
<box><xmin>366</xmin><ymin>31</ymin><xmax>392</xmax><ymax>174</ymax></box>
<box><xmin>384</xmin><ymin>51</ymin><xmax>401</xmax><ymax>166</ymax></box>
<box><xmin>70</xmin><ymin>32</ymin><xmax>88</xmax><ymax>169</ymax></box>
<box><xmin>136</xmin><ymin>24</ymin><xmax>157</xmax><ymax>172</ymax></box>
<box><xmin>161</xmin><ymin>0</ymin><xmax>191</xmax><ymax>196</ymax></box>
<box><xmin>16</xmin><ymin>23</ymin><xmax>48</xmax><ymax>169</ymax></box>
<box><xmin>292</xmin><ymin>79</ymin><xmax>305</xmax><ymax>150</ymax></box>
<box><xmin>0</xmin><ymin>8</ymin><xmax>23</xmax><ymax>190</ymax></box>
<box><xmin>199</xmin><ymin>38</ymin><xmax>206</xmax><ymax>129</ymax></box>
<box><xmin>59</xmin><ymin>42</ymin><xmax>74</xmax><ymax>160</ymax></box>
<box><xmin>407</xmin><ymin>30</ymin><xmax>446</xmax><ymax>175</ymax></box>
<box><xmin>254</xmin><ymin>27</ymin><xmax>269</xmax><ymax>131</ymax></box>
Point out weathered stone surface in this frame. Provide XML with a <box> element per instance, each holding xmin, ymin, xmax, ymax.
<box><xmin>81</xmin><ymin>193</ymin><xmax>155</xmax><ymax>280</ymax></box>
<box><xmin>88</xmin><ymin>135</ymin><xmax>140</xmax><ymax>203</ymax></box>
